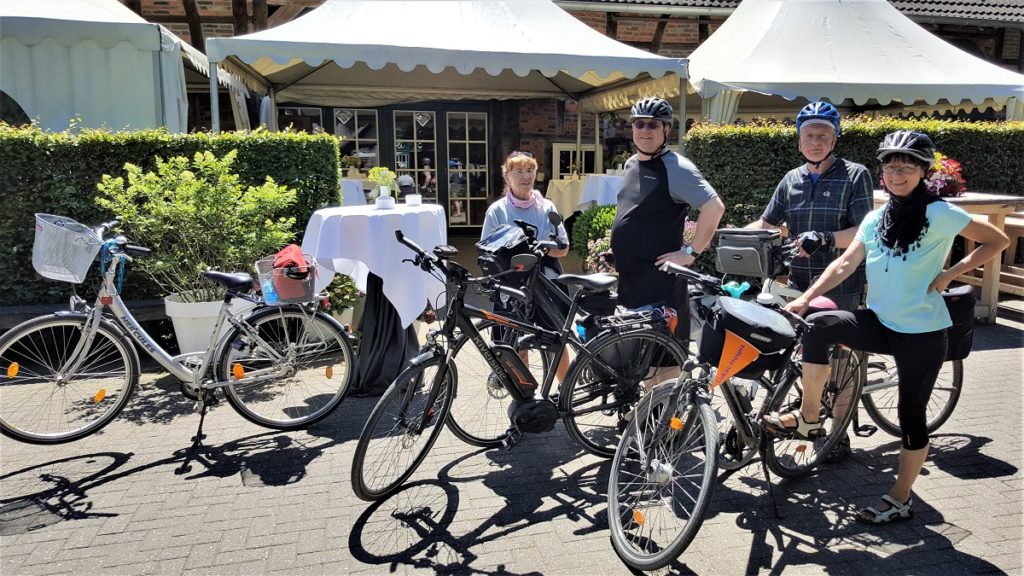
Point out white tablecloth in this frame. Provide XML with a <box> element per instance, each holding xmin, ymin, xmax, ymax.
<box><xmin>302</xmin><ymin>204</ymin><xmax>447</xmax><ymax>327</ymax></box>
<box><xmin>580</xmin><ymin>174</ymin><xmax>621</xmax><ymax>209</ymax></box>
<box><xmin>340</xmin><ymin>179</ymin><xmax>366</xmax><ymax>206</ymax></box>
<box><xmin>545</xmin><ymin>178</ymin><xmax>585</xmax><ymax>216</ymax></box>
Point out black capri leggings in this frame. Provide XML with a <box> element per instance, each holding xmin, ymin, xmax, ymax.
<box><xmin>803</xmin><ymin>308</ymin><xmax>947</xmax><ymax>451</ymax></box>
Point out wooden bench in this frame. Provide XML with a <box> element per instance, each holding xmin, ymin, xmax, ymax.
<box><xmin>961</xmin><ymin>212</ymin><xmax>1024</xmax><ymax>297</ymax></box>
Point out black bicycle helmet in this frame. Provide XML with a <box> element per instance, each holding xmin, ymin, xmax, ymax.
<box><xmin>876</xmin><ymin>130</ymin><xmax>936</xmax><ymax>166</ymax></box>
<box><xmin>631</xmin><ymin>97</ymin><xmax>674</xmax><ymax>122</ymax></box>
<box><xmin>795</xmin><ymin>101</ymin><xmax>841</xmax><ymax>136</ymax></box>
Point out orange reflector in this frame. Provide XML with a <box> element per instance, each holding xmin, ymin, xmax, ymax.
<box><xmin>669</xmin><ymin>417</ymin><xmax>683</xmax><ymax>430</ymax></box>
<box><xmin>632</xmin><ymin>510</ymin><xmax>646</xmax><ymax>526</ymax></box>
<box><xmin>93</xmin><ymin>389</ymin><xmax>106</xmax><ymax>403</ymax></box>
<box><xmin>7</xmin><ymin>362</ymin><xmax>19</xmax><ymax>378</ymax></box>
<box><xmin>232</xmin><ymin>363</ymin><xmax>245</xmax><ymax>380</ymax></box>
<box><xmin>794</xmin><ymin>444</ymin><xmax>807</xmax><ymax>453</ymax></box>
<box><xmin>326</xmin><ymin>366</ymin><xmax>333</xmax><ymax>379</ymax></box>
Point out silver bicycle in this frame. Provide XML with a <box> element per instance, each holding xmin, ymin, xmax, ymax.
<box><xmin>0</xmin><ymin>214</ymin><xmax>354</xmax><ymax>445</ymax></box>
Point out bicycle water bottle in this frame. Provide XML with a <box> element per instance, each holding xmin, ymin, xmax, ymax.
<box><xmin>575</xmin><ymin>322</ymin><xmax>587</xmax><ymax>342</ymax></box>
<box><xmin>261</xmin><ymin>278</ymin><xmax>279</xmax><ymax>304</ymax></box>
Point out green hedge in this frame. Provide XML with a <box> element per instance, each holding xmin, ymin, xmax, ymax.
<box><xmin>0</xmin><ymin>125</ymin><xmax>340</xmax><ymax>306</ymax></box>
<box><xmin>571</xmin><ymin>204</ymin><xmax>617</xmax><ymax>260</ymax></box>
<box><xmin>686</xmin><ymin>118</ymin><xmax>1024</xmax><ymax>228</ymax></box>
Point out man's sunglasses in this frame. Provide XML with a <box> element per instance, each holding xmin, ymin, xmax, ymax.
<box><xmin>632</xmin><ymin>120</ymin><xmax>664</xmax><ymax>130</ymax></box>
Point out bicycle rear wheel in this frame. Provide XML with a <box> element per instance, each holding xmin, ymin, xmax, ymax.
<box><xmin>608</xmin><ymin>383</ymin><xmax>718</xmax><ymax>571</ymax></box>
<box><xmin>220</xmin><ymin>305</ymin><xmax>353</xmax><ymax>430</ymax></box>
<box><xmin>0</xmin><ymin>315</ymin><xmax>138</xmax><ymax>444</ymax></box>
<box><xmin>351</xmin><ymin>357</ymin><xmax>454</xmax><ymax>501</ymax></box>
<box><xmin>764</xmin><ymin>346</ymin><xmax>863</xmax><ymax>479</ymax></box>
<box><xmin>445</xmin><ymin>320</ymin><xmax>551</xmax><ymax>448</ymax></box>
<box><xmin>561</xmin><ymin>328</ymin><xmax>689</xmax><ymax>457</ymax></box>
<box><xmin>861</xmin><ymin>356</ymin><xmax>963</xmax><ymax>437</ymax></box>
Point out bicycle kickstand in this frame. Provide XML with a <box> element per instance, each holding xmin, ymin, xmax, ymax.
<box><xmin>758</xmin><ymin>444</ymin><xmax>782</xmax><ymax>519</ymax></box>
<box><xmin>190</xmin><ymin>390</ymin><xmax>219</xmax><ymax>449</ymax></box>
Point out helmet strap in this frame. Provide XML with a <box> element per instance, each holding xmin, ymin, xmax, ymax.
<box><xmin>635</xmin><ymin>127</ymin><xmax>670</xmax><ymax>158</ymax></box>
<box><xmin>801</xmin><ymin>142</ymin><xmax>835</xmax><ymax>170</ymax></box>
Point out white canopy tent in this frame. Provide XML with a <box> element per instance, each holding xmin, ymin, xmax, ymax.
<box><xmin>684</xmin><ymin>0</ymin><xmax>1024</xmax><ymax>124</ymax></box>
<box><xmin>1</xmin><ymin>0</ymin><xmax>254</xmax><ymax>133</ymax></box>
<box><xmin>205</xmin><ymin>0</ymin><xmax>687</xmax><ymax>137</ymax></box>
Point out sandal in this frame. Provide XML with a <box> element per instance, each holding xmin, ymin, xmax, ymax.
<box><xmin>763</xmin><ymin>409</ymin><xmax>823</xmax><ymax>440</ymax></box>
<box><xmin>856</xmin><ymin>494</ymin><xmax>913</xmax><ymax>524</ymax></box>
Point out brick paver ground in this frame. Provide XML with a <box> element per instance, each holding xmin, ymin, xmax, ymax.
<box><xmin>1</xmin><ymin>311</ymin><xmax>1021</xmax><ymax>575</ymax></box>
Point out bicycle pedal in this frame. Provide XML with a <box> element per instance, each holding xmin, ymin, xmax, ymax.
<box><xmin>501</xmin><ymin>427</ymin><xmax>523</xmax><ymax>450</ymax></box>
<box><xmin>853</xmin><ymin>423</ymin><xmax>878</xmax><ymax>438</ymax></box>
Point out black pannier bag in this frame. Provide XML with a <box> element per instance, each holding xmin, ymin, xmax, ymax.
<box><xmin>698</xmin><ymin>296</ymin><xmax>796</xmax><ymax>379</ymax></box>
<box><xmin>476</xmin><ymin>224</ymin><xmax>533</xmax><ymax>283</ymax></box>
<box><xmin>942</xmin><ymin>285</ymin><xmax>975</xmax><ymax>361</ymax></box>
<box><xmin>715</xmin><ymin>228</ymin><xmax>783</xmax><ymax>279</ymax></box>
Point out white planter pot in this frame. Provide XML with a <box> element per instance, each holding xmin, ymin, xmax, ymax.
<box><xmin>405</xmin><ymin>193</ymin><xmax>423</xmax><ymax>206</ymax></box>
<box><xmin>332</xmin><ymin>307</ymin><xmax>354</xmax><ymax>328</ymax></box>
<box><xmin>165</xmin><ymin>293</ymin><xmax>255</xmax><ymax>354</ymax></box>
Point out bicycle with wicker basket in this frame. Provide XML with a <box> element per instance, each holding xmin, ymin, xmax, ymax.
<box><xmin>0</xmin><ymin>214</ymin><xmax>354</xmax><ymax>446</ymax></box>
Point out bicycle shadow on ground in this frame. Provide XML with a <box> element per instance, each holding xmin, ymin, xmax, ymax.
<box><xmin>705</xmin><ymin>439</ymin><xmax>1008</xmax><ymax>574</ymax></box>
<box><xmin>108</xmin><ymin>372</ymin><xmax>199</xmax><ymax>426</ymax></box>
<box><xmin>346</xmin><ymin>433</ymin><xmax>613</xmax><ymax>574</ymax></box>
<box><xmin>0</xmin><ymin>429</ymin><xmax>335</xmax><ymax>536</ymax></box>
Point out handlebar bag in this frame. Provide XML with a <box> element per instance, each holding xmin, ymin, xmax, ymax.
<box><xmin>942</xmin><ymin>285</ymin><xmax>975</xmax><ymax>361</ymax></box>
<box><xmin>715</xmin><ymin>228</ymin><xmax>782</xmax><ymax>279</ymax></box>
<box><xmin>476</xmin><ymin>224</ymin><xmax>532</xmax><ymax>282</ymax></box>
<box><xmin>699</xmin><ymin>296</ymin><xmax>796</xmax><ymax>379</ymax></box>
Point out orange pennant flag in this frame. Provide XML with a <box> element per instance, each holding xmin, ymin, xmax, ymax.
<box><xmin>712</xmin><ymin>330</ymin><xmax>761</xmax><ymax>390</ymax></box>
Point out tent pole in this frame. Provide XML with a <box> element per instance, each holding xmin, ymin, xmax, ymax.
<box><xmin>210</xmin><ymin>62</ymin><xmax>220</xmax><ymax>133</ymax></box>
<box><xmin>678</xmin><ymin>76</ymin><xmax>686</xmax><ymax>156</ymax></box>
<box><xmin>593</xmin><ymin>112</ymin><xmax>602</xmax><ymax>172</ymax></box>
<box><xmin>575</xmin><ymin>100</ymin><xmax>583</xmax><ymax>175</ymax></box>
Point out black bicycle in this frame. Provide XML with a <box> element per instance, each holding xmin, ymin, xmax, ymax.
<box><xmin>350</xmin><ymin>231</ymin><xmax>689</xmax><ymax>501</ymax></box>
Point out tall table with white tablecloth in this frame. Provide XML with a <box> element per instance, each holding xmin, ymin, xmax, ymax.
<box><xmin>302</xmin><ymin>203</ymin><xmax>447</xmax><ymax>394</ymax></box>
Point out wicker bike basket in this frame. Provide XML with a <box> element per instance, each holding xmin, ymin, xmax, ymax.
<box><xmin>254</xmin><ymin>254</ymin><xmax>317</xmax><ymax>304</ymax></box>
<box><xmin>32</xmin><ymin>214</ymin><xmax>104</xmax><ymax>284</ymax></box>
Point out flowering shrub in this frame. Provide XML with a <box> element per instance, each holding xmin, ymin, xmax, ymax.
<box><xmin>926</xmin><ymin>152</ymin><xmax>967</xmax><ymax>197</ymax></box>
<box><xmin>584</xmin><ymin>229</ymin><xmax>614</xmax><ymax>273</ymax></box>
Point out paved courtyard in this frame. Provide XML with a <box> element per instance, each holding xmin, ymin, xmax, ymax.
<box><xmin>1</xmin><ymin>310</ymin><xmax>1021</xmax><ymax>575</ymax></box>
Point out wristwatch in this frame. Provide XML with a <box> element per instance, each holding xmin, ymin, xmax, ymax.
<box><xmin>683</xmin><ymin>244</ymin><xmax>698</xmax><ymax>256</ymax></box>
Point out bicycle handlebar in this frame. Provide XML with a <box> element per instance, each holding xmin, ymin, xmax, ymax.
<box><xmin>660</xmin><ymin>262</ymin><xmax>726</xmax><ymax>295</ymax></box>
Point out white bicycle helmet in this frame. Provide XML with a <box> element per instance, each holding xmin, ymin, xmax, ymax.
<box><xmin>877</xmin><ymin>130</ymin><xmax>936</xmax><ymax>165</ymax></box>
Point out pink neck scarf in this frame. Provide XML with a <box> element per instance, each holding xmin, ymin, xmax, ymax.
<box><xmin>506</xmin><ymin>188</ymin><xmax>543</xmax><ymax>210</ymax></box>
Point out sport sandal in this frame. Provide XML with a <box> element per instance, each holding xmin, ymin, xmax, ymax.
<box><xmin>857</xmin><ymin>494</ymin><xmax>913</xmax><ymax>524</ymax></box>
<box><xmin>763</xmin><ymin>409</ymin><xmax>823</xmax><ymax>440</ymax></box>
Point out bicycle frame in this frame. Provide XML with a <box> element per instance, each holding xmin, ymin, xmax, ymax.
<box><xmin>66</xmin><ymin>251</ymin><xmax>293</xmax><ymax>390</ymax></box>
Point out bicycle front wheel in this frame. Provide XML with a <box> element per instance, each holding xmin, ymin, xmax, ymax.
<box><xmin>0</xmin><ymin>315</ymin><xmax>138</xmax><ymax>444</ymax></box>
<box><xmin>608</xmin><ymin>383</ymin><xmax>718</xmax><ymax>571</ymax></box>
<box><xmin>446</xmin><ymin>320</ymin><xmax>551</xmax><ymax>448</ymax></box>
<box><xmin>351</xmin><ymin>357</ymin><xmax>454</xmax><ymax>501</ymax></box>
<box><xmin>562</xmin><ymin>328</ymin><xmax>689</xmax><ymax>457</ymax></box>
<box><xmin>764</xmin><ymin>346</ymin><xmax>863</xmax><ymax>479</ymax></box>
<box><xmin>220</xmin><ymin>306</ymin><xmax>353</xmax><ymax>430</ymax></box>
<box><xmin>861</xmin><ymin>356</ymin><xmax>963</xmax><ymax>437</ymax></box>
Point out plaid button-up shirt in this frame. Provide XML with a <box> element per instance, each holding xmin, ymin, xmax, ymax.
<box><xmin>761</xmin><ymin>157</ymin><xmax>873</xmax><ymax>296</ymax></box>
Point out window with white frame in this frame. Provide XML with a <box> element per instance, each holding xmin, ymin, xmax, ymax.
<box><xmin>334</xmin><ymin>109</ymin><xmax>379</xmax><ymax>170</ymax></box>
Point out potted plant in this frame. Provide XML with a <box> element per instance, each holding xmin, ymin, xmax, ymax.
<box><xmin>96</xmin><ymin>149</ymin><xmax>298</xmax><ymax>353</ymax></box>
<box><xmin>323</xmin><ymin>273</ymin><xmax>364</xmax><ymax>330</ymax></box>
<box><xmin>341</xmin><ymin>154</ymin><xmax>362</xmax><ymax>178</ymax></box>
<box><xmin>368</xmin><ymin>166</ymin><xmax>397</xmax><ymax>209</ymax></box>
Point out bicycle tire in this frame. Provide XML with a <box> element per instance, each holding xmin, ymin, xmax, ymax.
<box><xmin>0</xmin><ymin>315</ymin><xmax>138</xmax><ymax>444</ymax></box>
<box><xmin>764</xmin><ymin>346</ymin><xmax>863</xmax><ymax>479</ymax></box>
<box><xmin>220</xmin><ymin>305</ymin><xmax>354</xmax><ymax>430</ymax></box>
<box><xmin>351</xmin><ymin>357</ymin><xmax>454</xmax><ymax>501</ymax></box>
<box><xmin>608</xmin><ymin>383</ymin><xmax>718</xmax><ymax>571</ymax></box>
<box><xmin>861</xmin><ymin>356</ymin><xmax>963</xmax><ymax>437</ymax></box>
<box><xmin>445</xmin><ymin>320</ymin><xmax>551</xmax><ymax>448</ymax></box>
<box><xmin>561</xmin><ymin>328</ymin><xmax>689</xmax><ymax>458</ymax></box>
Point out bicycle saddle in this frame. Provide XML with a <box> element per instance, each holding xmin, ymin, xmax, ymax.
<box><xmin>556</xmin><ymin>273</ymin><xmax>618</xmax><ymax>292</ymax></box>
<box><xmin>203</xmin><ymin>270</ymin><xmax>255</xmax><ymax>292</ymax></box>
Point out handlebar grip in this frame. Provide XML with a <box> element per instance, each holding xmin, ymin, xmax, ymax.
<box><xmin>96</xmin><ymin>220</ymin><xmax>119</xmax><ymax>235</ymax></box>
<box><xmin>125</xmin><ymin>245</ymin><xmax>152</xmax><ymax>257</ymax></box>
<box><xmin>495</xmin><ymin>284</ymin><xmax>528</xmax><ymax>304</ymax></box>
<box><xmin>549</xmin><ymin>233</ymin><xmax>567</xmax><ymax>250</ymax></box>
<box><xmin>395</xmin><ymin>229</ymin><xmax>426</xmax><ymax>256</ymax></box>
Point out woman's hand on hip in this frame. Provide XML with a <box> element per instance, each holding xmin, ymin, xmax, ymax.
<box><xmin>927</xmin><ymin>271</ymin><xmax>956</xmax><ymax>293</ymax></box>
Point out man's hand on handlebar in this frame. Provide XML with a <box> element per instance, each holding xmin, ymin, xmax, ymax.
<box><xmin>655</xmin><ymin>249</ymin><xmax>696</xmax><ymax>268</ymax></box>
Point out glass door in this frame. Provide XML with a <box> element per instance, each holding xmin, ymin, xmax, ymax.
<box><xmin>394</xmin><ymin>111</ymin><xmax>437</xmax><ymax>203</ymax></box>
<box><xmin>446</xmin><ymin>112</ymin><xmax>488</xmax><ymax>228</ymax></box>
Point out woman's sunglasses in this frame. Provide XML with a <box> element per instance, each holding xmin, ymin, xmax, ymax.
<box><xmin>508</xmin><ymin>150</ymin><xmax>534</xmax><ymax>159</ymax></box>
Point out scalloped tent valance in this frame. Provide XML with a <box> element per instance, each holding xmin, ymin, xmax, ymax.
<box><xmin>205</xmin><ymin>0</ymin><xmax>686</xmax><ymax>111</ymax></box>
<box><xmin>686</xmin><ymin>0</ymin><xmax>1024</xmax><ymax>110</ymax></box>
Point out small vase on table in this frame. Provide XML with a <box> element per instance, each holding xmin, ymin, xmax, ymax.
<box><xmin>375</xmin><ymin>186</ymin><xmax>395</xmax><ymax>209</ymax></box>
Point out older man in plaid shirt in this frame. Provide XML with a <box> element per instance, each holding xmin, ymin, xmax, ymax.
<box><xmin>746</xmin><ymin>101</ymin><xmax>873</xmax><ymax>312</ymax></box>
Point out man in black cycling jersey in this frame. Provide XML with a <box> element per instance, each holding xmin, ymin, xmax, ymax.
<box><xmin>610</xmin><ymin>96</ymin><xmax>724</xmax><ymax>341</ymax></box>
<box><xmin>746</xmin><ymin>101</ymin><xmax>873</xmax><ymax>462</ymax></box>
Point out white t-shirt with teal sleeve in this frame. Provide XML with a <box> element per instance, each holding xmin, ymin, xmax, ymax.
<box><xmin>856</xmin><ymin>201</ymin><xmax>972</xmax><ymax>333</ymax></box>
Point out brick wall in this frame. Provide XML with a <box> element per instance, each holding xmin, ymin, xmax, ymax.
<box><xmin>568</xmin><ymin>10</ymin><xmax>607</xmax><ymax>35</ymax></box>
<box><xmin>131</xmin><ymin>0</ymin><xmax>236</xmax><ymax>45</ymax></box>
